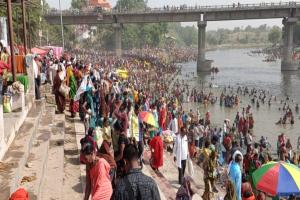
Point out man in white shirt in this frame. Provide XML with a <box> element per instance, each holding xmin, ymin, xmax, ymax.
<box><xmin>169</xmin><ymin>114</ymin><xmax>178</xmax><ymax>135</ymax></box>
<box><xmin>33</xmin><ymin>56</ymin><xmax>41</xmax><ymax>100</ymax></box>
<box><xmin>173</xmin><ymin>127</ymin><xmax>189</xmax><ymax>184</ymax></box>
<box><xmin>193</xmin><ymin>122</ymin><xmax>200</xmax><ymax>150</ymax></box>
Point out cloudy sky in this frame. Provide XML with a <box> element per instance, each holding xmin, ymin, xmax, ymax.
<box><xmin>46</xmin><ymin>0</ymin><xmax>283</xmax><ymax>30</ymax></box>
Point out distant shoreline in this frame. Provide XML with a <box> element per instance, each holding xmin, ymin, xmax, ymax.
<box><xmin>206</xmin><ymin>43</ymin><xmax>270</xmax><ymax>51</ymax></box>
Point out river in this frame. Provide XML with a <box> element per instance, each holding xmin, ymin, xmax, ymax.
<box><xmin>180</xmin><ymin>48</ymin><xmax>300</xmax><ymax>152</ymax></box>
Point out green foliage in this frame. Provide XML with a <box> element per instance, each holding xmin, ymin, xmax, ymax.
<box><xmin>0</xmin><ymin>0</ymin><xmax>75</xmax><ymax>49</ymax></box>
<box><xmin>167</xmin><ymin>23</ymin><xmax>197</xmax><ymax>47</ymax></box>
<box><xmin>205</xmin><ymin>25</ymin><xmax>271</xmax><ymax>47</ymax></box>
<box><xmin>113</xmin><ymin>0</ymin><xmax>167</xmax><ymax>49</ymax></box>
<box><xmin>71</xmin><ymin>0</ymin><xmax>87</xmax><ymax>10</ymax></box>
<box><xmin>121</xmin><ymin>23</ymin><xmax>168</xmax><ymax>49</ymax></box>
<box><xmin>268</xmin><ymin>26</ymin><xmax>282</xmax><ymax>44</ymax></box>
<box><xmin>206</xmin><ymin>33</ymin><xmax>218</xmax><ymax>46</ymax></box>
<box><xmin>0</xmin><ymin>0</ymin><xmax>42</xmax><ymax>47</ymax></box>
<box><xmin>115</xmin><ymin>0</ymin><xmax>147</xmax><ymax>11</ymax></box>
<box><xmin>167</xmin><ymin>24</ymin><xmax>271</xmax><ymax>48</ymax></box>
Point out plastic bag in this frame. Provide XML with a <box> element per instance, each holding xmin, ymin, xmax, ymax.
<box><xmin>3</xmin><ymin>95</ymin><xmax>12</xmax><ymax>113</ymax></box>
<box><xmin>94</xmin><ymin>127</ymin><xmax>103</xmax><ymax>148</ymax></box>
<box><xmin>59</xmin><ymin>82</ymin><xmax>70</xmax><ymax>98</ymax></box>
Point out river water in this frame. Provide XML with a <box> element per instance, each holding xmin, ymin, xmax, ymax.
<box><xmin>180</xmin><ymin>48</ymin><xmax>300</xmax><ymax>151</ymax></box>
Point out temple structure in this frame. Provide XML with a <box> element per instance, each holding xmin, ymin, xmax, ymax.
<box><xmin>88</xmin><ymin>0</ymin><xmax>112</xmax><ymax>10</ymax></box>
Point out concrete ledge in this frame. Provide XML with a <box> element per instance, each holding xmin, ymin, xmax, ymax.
<box><xmin>74</xmin><ymin>117</ymin><xmax>87</xmax><ymax>193</ymax></box>
<box><xmin>41</xmin><ymin>112</ymin><xmax>65</xmax><ymax>200</ymax></box>
<box><xmin>281</xmin><ymin>60</ymin><xmax>299</xmax><ymax>71</ymax></box>
<box><xmin>0</xmin><ymin>94</ymin><xmax>35</xmax><ymax>160</ymax></box>
<box><xmin>0</xmin><ymin>101</ymin><xmax>45</xmax><ymax>199</ymax></box>
<box><xmin>19</xmin><ymin>106</ymin><xmax>56</xmax><ymax>200</ymax></box>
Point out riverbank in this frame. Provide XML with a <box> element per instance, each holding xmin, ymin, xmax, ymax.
<box><xmin>206</xmin><ymin>43</ymin><xmax>271</xmax><ymax>52</ymax></box>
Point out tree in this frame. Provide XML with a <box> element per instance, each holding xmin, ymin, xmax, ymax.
<box><xmin>206</xmin><ymin>33</ymin><xmax>218</xmax><ymax>46</ymax></box>
<box><xmin>114</xmin><ymin>0</ymin><xmax>167</xmax><ymax>49</ymax></box>
<box><xmin>0</xmin><ymin>0</ymin><xmax>49</xmax><ymax>47</ymax></box>
<box><xmin>115</xmin><ymin>0</ymin><xmax>146</xmax><ymax>11</ymax></box>
<box><xmin>268</xmin><ymin>26</ymin><xmax>282</xmax><ymax>44</ymax></box>
<box><xmin>71</xmin><ymin>0</ymin><xmax>87</xmax><ymax>10</ymax></box>
<box><xmin>167</xmin><ymin>23</ymin><xmax>198</xmax><ymax>47</ymax></box>
<box><xmin>245</xmin><ymin>25</ymin><xmax>253</xmax><ymax>32</ymax></box>
<box><xmin>258</xmin><ymin>24</ymin><xmax>267</xmax><ymax>32</ymax></box>
<box><xmin>233</xmin><ymin>27</ymin><xmax>241</xmax><ymax>33</ymax></box>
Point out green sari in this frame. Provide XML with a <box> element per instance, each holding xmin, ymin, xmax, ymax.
<box><xmin>69</xmin><ymin>75</ymin><xmax>77</xmax><ymax>99</ymax></box>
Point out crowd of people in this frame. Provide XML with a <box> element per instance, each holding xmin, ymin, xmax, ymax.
<box><xmin>45</xmin><ymin>48</ymin><xmax>190</xmax><ymax>200</ymax></box>
<box><xmin>33</xmin><ymin>45</ymin><xmax>300</xmax><ymax>200</ymax></box>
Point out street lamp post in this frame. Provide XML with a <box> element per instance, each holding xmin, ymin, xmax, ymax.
<box><xmin>21</xmin><ymin>0</ymin><xmax>27</xmax><ymax>54</ymax></box>
<box><xmin>59</xmin><ymin>0</ymin><xmax>65</xmax><ymax>50</ymax></box>
<box><xmin>27</xmin><ymin>10</ymin><xmax>32</xmax><ymax>50</ymax></box>
<box><xmin>6</xmin><ymin>0</ymin><xmax>16</xmax><ymax>82</ymax></box>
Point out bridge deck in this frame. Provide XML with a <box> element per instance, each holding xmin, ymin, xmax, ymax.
<box><xmin>44</xmin><ymin>1</ymin><xmax>300</xmax><ymax>24</ymax></box>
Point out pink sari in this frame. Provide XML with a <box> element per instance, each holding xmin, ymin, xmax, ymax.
<box><xmin>89</xmin><ymin>158</ymin><xmax>112</xmax><ymax>200</ymax></box>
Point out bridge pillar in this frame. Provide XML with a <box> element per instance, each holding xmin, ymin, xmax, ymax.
<box><xmin>281</xmin><ymin>18</ymin><xmax>299</xmax><ymax>71</ymax></box>
<box><xmin>197</xmin><ymin>21</ymin><xmax>212</xmax><ymax>72</ymax></box>
<box><xmin>113</xmin><ymin>23</ymin><xmax>122</xmax><ymax>57</ymax></box>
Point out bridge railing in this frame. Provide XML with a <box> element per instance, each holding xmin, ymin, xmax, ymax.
<box><xmin>45</xmin><ymin>1</ymin><xmax>300</xmax><ymax>16</ymax></box>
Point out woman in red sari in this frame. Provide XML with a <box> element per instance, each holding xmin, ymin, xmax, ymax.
<box><xmin>83</xmin><ymin>142</ymin><xmax>112</xmax><ymax>200</ymax></box>
<box><xmin>159</xmin><ymin>103</ymin><xmax>167</xmax><ymax>130</ymax></box>
<box><xmin>149</xmin><ymin>132</ymin><xmax>164</xmax><ymax>171</ymax></box>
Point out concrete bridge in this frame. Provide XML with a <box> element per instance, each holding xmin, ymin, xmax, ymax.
<box><xmin>44</xmin><ymin>2</ymin><xmax>300</xmax><ymax>71</ymax></box>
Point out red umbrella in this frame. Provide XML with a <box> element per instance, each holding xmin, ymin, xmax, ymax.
<box><xmin>138</xmin><ymin>111</ymin><xmax>159</xmax><ymax>128</ymax></box>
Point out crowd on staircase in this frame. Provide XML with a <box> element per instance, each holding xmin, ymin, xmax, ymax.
<box><xmin>7</xmin><ymin>47</ymin><xmax>300</xmax><ymax>200</ymax></box>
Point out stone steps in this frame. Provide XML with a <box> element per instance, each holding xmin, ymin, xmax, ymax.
<box><xmin>41</xmin><ymin>112</ymin><xmax>65</xmax><ymax>200</ymax></box>
<box><xmin>62</xmin><ymin>115</ymin><xmax>83</xmax><ymax>200</ymax></box>
<box><xmin>19</xmin><ymin>106</ymin><xmax>66</xmax><ymax>200</ymax></box>
<box><xmin>18</xmin><ymin>105</ymin><xmax>56</xmax><ymax>200</ymax></box>
<box><xmin>0</xmin><ymin>101</ymin><xmax>45</xmax><ymax>199</ymax></box>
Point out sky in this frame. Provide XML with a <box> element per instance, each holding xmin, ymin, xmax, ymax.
<box><xmin>46</xmin><ymin>0</ymin><xmax>283</xmax><ymax>30</ymax></box>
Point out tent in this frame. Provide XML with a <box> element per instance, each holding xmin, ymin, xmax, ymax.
<box><xmin>42</xmin><ymin>46</ymin><xmax>63</xmax><ymax>58</ymax></box>
<box><xmin>31</xmin><ymin>47</ymin><xmax>48</xmax><ymax>56</ymax></box>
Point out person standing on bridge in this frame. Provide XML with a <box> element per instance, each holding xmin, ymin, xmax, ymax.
<box><xmin>174</xmin><ymin>127</ymin><xmax>189</xmax><ymax>184</ymax></box>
